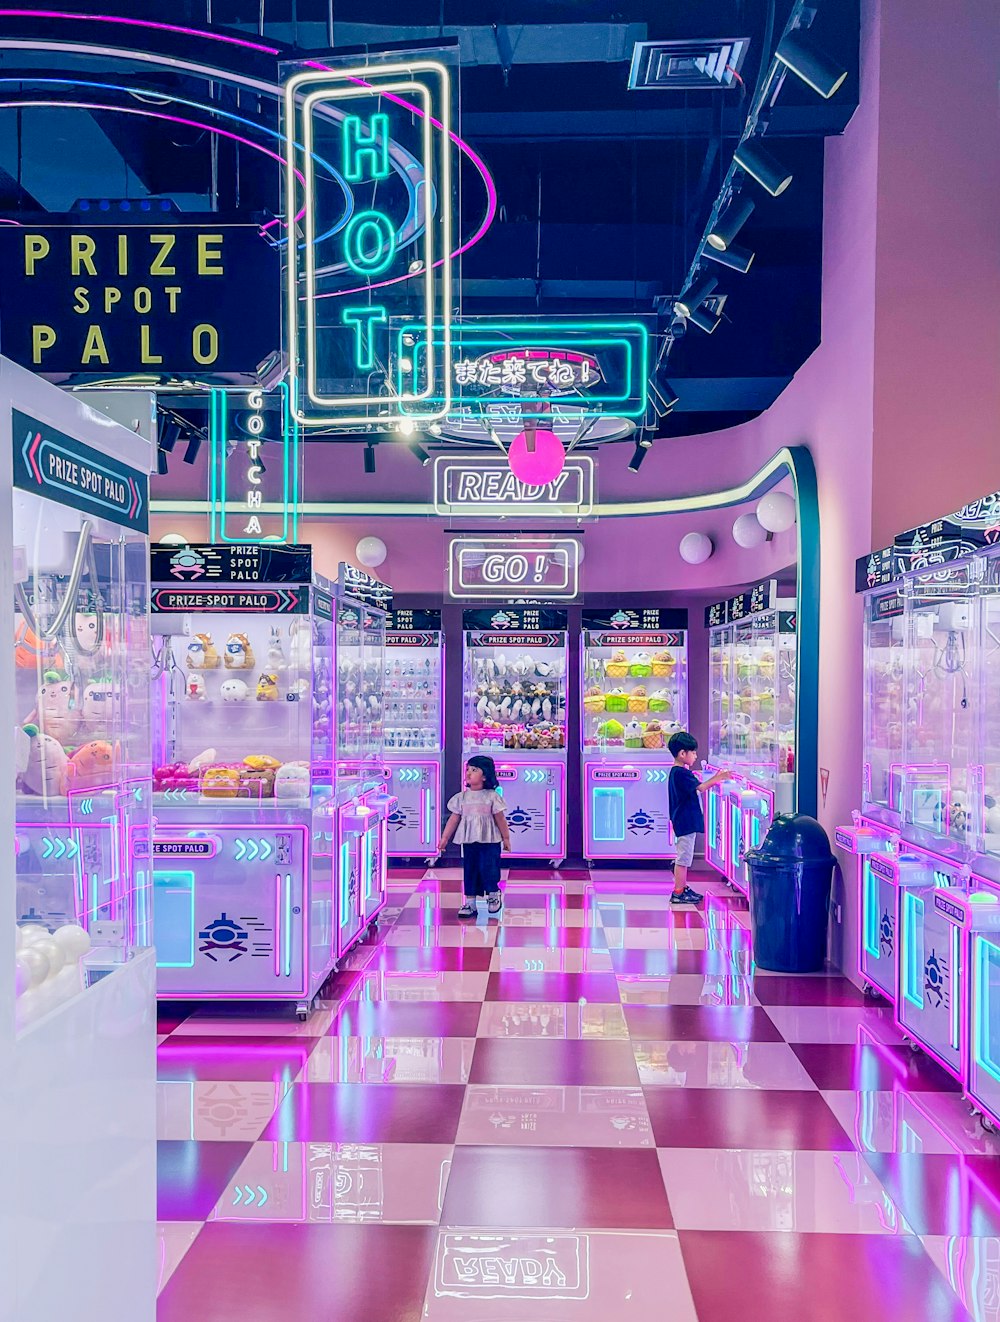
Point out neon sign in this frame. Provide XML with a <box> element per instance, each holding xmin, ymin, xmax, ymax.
<box><xmin>396</xmin><ymin>318</ymin><xmax>649</xmax><ymax>421</ymax></box>
<box><xmin>448</xmin><ymin>536</ymin><xmax>581</xmax><ymax>601</ymax></box>
<box><xmin>282</xmin><ymin>56</ymin><xmax>454</xmax><ymax>427</ymax></box>
<box><xmin>208</xmin><ymin>383</ymin><xmax>300</xmax><ymax>544</ymax></box>
<box><xmin>434</xmin><ymin>455</ymin><xmax>594</xmax><ymax>518</ymax></box>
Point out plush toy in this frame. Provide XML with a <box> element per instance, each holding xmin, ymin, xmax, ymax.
<box><xmin>224</xmin><ymin>632</ymin><xmax>255</xmax><ymax>670</ymax></box>
<box><xmin>200</xmin><ymin>766</ymin><xmax>241</xmax><ymax>799</ymax></box>
<box><xmin>288</xmin><ymin>620</ymin><xmax>312</xmax><ymax>669</ymax></box>
<box><xmin>28</xmin><ymin>670</ymin><xmax>79</xmax><ymax>745</ymax></box>
<box><xmin>985</xmin><ymin>796</ymin><xmax>1000</xmax><ymax>835</ymax></box>
<box><xmin>238</xmin><ymin>766</ymin><xmax>276</xmax><ymax>799</ymax></box>
<box><xmin>187</xmin><ymin>748</ymin><xmax>218</xmax><ymax>773</ymax></box>
<box><xmin>624</xmin><ymin>719</ymin><xmax>644</xmax><ymax>749</ymax></box>
<box><xmin>642</xmin><ymin>720</ymin><xmax>665</xmax><ymax>750</ymax></box>
<box><xmin>630</xmin><ymin>652</ymin><xmax>653</xmax><ymax>678</ymax></box>
<box><xmin>274</xmin><ymin>761</ymin><xmax>310</xmax><ymax>799</ymax></box>
<box><xmin>66</xmin><ymin>739</ymin><xmax>115</xmax><ymax>790</ymax></box>
<box><xmin>534</xmin><ymin>658</ymin><xmax>553</xmax><ymax>678</ymax></box>
<box><xmin>80</xmin><ymin>676</ymin><xmax>119</xmax><ymax>736</ymax></box>
<box><xmin>14</xmin><ymin>622</ymin><xmax>62</xmax><ymax>670</ymax></box>
<box><xmin>605</xmin><ymin>649</ymin><xmax>629</xmax><ymax>678</ymax></box>
<box><xmin>628</xmin><ymin>685</ymin><xmax>649</xmax><ymax>713</ymax></box>
<box><xmin>186</xmin><ymin>633</ymin><xmax>220</xmax><ymax>669</ymax></box>
<box><xmin>605</xmin><ymin>688</ymin><xmax>628</xmax><ymax>713</ymax></box>
<box><xmin>220</xmin><ymin>678</ymin><xmax>249</xmax><ymax>702</ymax></box>
<box><xmin>185</xmin><ymin>672</ymin><xmax>206</xmax><ymax>701</ymax></box>
<box><xmin>244</xmin><ymin>754</ymin><xmax>281</xmax><ymax>772</ymax></box>
<box><xmin>597</xmin><ymin>718</ymin><xmax>625</xmax><ymax>741</ymax></box>
<box><xmin>511</xmin><ymin>654</ymin><xmax>531</xmax><ymax>678</ymax></box>
<box><xmin>267</xmin><ymin>626</ymin><xmax>287</xmax><ymax>671</ymax></box>
<box><xmin>20</xmin><ymin>724</ymin><xmax>69</xmax><ymax>795</ymax></box>
<box><xmin>256</xmin><ymin>673</ymin><xmax>279</xmax><ymax>702</ymax></box>
<box><xmin>651</xmin><ymin>650</ymin><xmax>676</xmax><ymax>678</ymax></box>
<box><xmin>73</xmin><ymin>613</ymin><xmax>102</xmax><ymax>655</ymax></box>
<box><xmin>583</xmin><ymin>687</ymin><xmax>606</xmax><ymax>714</ymax></box>
<box><xmin>648</xmin><ymin>689</ymin><xmax>671</xmax><ymax>714</ymax></box>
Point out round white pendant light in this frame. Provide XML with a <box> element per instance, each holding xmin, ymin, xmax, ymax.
<box><xmin>755</xmin><ymin>490</ymin><xmax>797</xmax><ymax>534</ymax></box>
<box><xmin>732</xmin><ymin>512</ymin><xmax>769</xmax><ymax>548</ymax></box>
<box><xmin>356</xmin><ymin>535</ymin><xmax>388</xmax><ymax>568</ymax></box>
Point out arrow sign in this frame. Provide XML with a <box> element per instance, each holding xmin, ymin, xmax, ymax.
<box><xmin>80</xmin><ymin>799</ymin><xmax>94</xmax><ymax>816</ymax></box>
<box><xmin>646</xmin><ymin>769</ymin><xmax>668</xmax><ymax>783</ymax></box>
<box><xmin>233</xmin><ymin>1184</ymin><xmax>268</xmax><ymax>1209</ymax></box>
<box><xmin>41</xmin><ymin>837</ymin><xmax>53</xmax><ymax>859</ymax></box>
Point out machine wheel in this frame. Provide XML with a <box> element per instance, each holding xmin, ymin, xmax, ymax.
<box><xmin>367</xmin><ymin>920</ymin><xmax>379</xmax><ymax>940</ymax></box>
<box><xmin>981</xmin><ymin>1112</ymin><xmax>997</xmax><ymax>1135</ymax></box>
<box><xmin>295</xmin><ymin>1001</ymin><xmax>311</xmax><ymax>1022</ymax></box>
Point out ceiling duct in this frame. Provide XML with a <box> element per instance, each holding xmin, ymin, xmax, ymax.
<box><xmin>628</xmin><ymin>38</ymin><xmax>750</xmax><ymax>91</ymax></box>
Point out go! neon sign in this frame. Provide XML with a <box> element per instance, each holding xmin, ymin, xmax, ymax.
<box><xmin>283</xmin><ymin>59</ymin><xmax>454</xmax><ymax>427</ymax></box>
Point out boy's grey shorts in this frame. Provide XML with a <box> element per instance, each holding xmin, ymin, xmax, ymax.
<box><xmin>674</xmin><ymin>833</ymin><xmax>697</xmax><ymax>867</ymax></box>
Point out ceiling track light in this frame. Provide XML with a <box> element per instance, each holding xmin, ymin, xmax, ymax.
<box><xmin>734</xmin><ymin>139</ymin><xmax>793</xmax><ymax>197</ymax></box>
<box><xmin>776</xmin><ymin>29</ymin><xmax>848</xmax><ymax>100</ymax></box>
<box><xmin>689</xmin><ymin>305</ymin><xmax>722</xmax><ymax>334</ymax></box>
<box><xmin>707</xmin><ymin>196</ymin><xmax>754</xmax><ymax>252</ymax></box>
<box><xmin>704</xmin><ymin>242</ymin><xmax>755</xmax><ymax>274</ymax></box>
<box><xmin>409</xmin><ymin>442</ymin><xmax>431</xmax><ymax>466</ymax></box>
<box><xmin>182</xmin><ymin>433</ymin><xmax>202</xmax><ymax>465</ymax></box>
<box><xmin>158</xmin><ymin>418</ymin><xmax>181</xmax><ymax>453</ymax></box>
<box><xmin>674</xmin><ymin>276</ymin><xmax>718</xmax><ymax>320</ymax></box>
<box><xmin>364</xmin><ymin>444</ymin><xmax>376</xmax><ymax>474</ymax></box>
<box><xmin>156</xmin><ymin>447</ymin><xmax>169</xmax><ymax>476</ymax></box>
<box><xmin>649</xmin><ymin>378</ymin><xmax>680</xmax><ymax>415</ymax></box>
<box><xmin>628</xmin><ymin>442</ymin><xmax>649</xmax><ymax>472</ymax></box>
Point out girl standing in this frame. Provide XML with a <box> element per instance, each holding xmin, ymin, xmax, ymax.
<box><xmin>437</xmin><ymin>754</ymin><xmax>512</xmax><ymax>918</ymax></box>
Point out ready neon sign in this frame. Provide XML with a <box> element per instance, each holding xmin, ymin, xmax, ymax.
<box><xmin>283</xmin><ymin>59</ymin><xmax>453</xmax><ymax>427</ymax></box>
<box><xmin>434</xmin><ymin>455</ymin><xmax>594</xmax><ymax>518</ymax></box>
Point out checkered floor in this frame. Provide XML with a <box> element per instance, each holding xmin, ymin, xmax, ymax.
<box><xmin>155</xmin><ymin>866</ymin><xmax>999</xmax><ymax>1320</ymax></box>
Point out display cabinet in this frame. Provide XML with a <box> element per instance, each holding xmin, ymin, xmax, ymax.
<box><xmin>382</xmin><ymin>608</ymin><xmax>443</xmax><ymax>858</ymax></box>
<box><xmin>579</xmin><ymin>608</ymin><xmax>688</xmax><ymax>862</ymax></box>
<box><xmin>463</xmin><ymin>606</ymin><xmax>568</xmax><ymax>863</ymax></box>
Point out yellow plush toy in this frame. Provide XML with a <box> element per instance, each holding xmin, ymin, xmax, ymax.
<box><xmin>627</xmin><ymin>685</ymin><xmax>649</xmax><ymax>713</ymax></box>
<box><xmin>651</xmin><ymin>650</ymin><xmax>676</xmax><ymax>677</ymax></box>
<box><xmin>605</xmin><ymin>649</ymin><xmax>629</xmax><ymax>678</ymax></box>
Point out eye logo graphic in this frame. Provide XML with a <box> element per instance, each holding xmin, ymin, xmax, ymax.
<box><xmin>200</xmin><ymin>912</ymin><xmax>249</xmax><ymax>962</ymax></box>
<box><xmin>924</xmin><ymin>948</ymin><xmax>946</xmax><ymax>1008</ymax></box>
<box><xmin>628</xmin><ymin>808</ymin><xmax>656</xmax><ymax>835</ymax></box>
<box><xmin>505</xmin><ymin>804</ymin><xmax>534</xmax><ymax>832</ymax></box>
<box><xmin>879</xmin><ymin>910</ymin><xmax>894</xmax><ymax>957</ymax></box>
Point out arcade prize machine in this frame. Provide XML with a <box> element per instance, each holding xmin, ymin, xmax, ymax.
<box><xmin>838</xmin><ymin>548</ymin><xmax>905</xmax><ymax>1003</ymax></box>
<box><xmin>382</xmin><ymin>608</ymin><xmax>444</xmax><ymax>859</ymax></box>
<box><xmin>150</xmin><ymin>547</ymin><xmax>391</xmax><ymax>1015</ymax></box>
<box><xmin>4</xmin><ymin>365</ymin><xmax>155</xmax><ymax>1317</ymax></box>
<box><xmin>892</xmin><ymin>535</ymin><xmax>983</xmax><ymax>1078</ymax></box>
<box><xmin>463</xmin><ymin>607</ymin><xmax>569</xmax><ymax>864</ymax></box>
<box><xmin>580</xmin><ymin>608</ymin><xmax>688</xmax><ymax>863</ymax></box>
<box><xmin>707</xmin><ymin>581</ymin><xmax>797</xmax><ymax>892</ymax></box>
<box><xmin>705</xmin><ymin>600</ymin><xmax>733</xmax><ymax>874</ymax></box>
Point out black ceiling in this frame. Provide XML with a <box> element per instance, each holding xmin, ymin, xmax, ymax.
<box><xmin>0</xmin><ymin>0</ymin><xmax>860</xmax><ymax>436</ymax></box>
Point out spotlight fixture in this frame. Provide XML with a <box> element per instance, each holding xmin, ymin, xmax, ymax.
<box><xmin>707</xmin><ymin>196</ymin><xmax>754</xmax><ymax>251</ymax></box>
<box><xmin>364</xmin><ymin>444</ymin><xmax>376</xmax><ymax>474</ymax></box>
<box><xmin>704</xmin><ymin>242</ymin><xmax>755</xmax><ymax>273</ymax></box>
<box><xmin>689</xmin><ymin>305</ymin><xmax>722</xmax><ymax>334</ymax></box>
<box><xmin>734</xmin><ymin>139</ymin><xmax>793</xmax><ymax>197</ymax></box>
<box><xmin>649</xmin><ymin>378</ymin><xmax>680</xmax><ymax>415</ymax></box>
<box><xmin>396</xmin><ymin>418</ymin><xmax>416</xmax><ymax>437</ymax></box>
<box><xmin>158</xmin><ymin>418</ymin><xmax>181</xmax><ymax>453</ymax></box>
<box><xmin>674</xmin><ymin>276</ymin><xmax>718</xmax><ymax>320</ymax></box>
<box><xmin>409</xmin><ymin>442</ymin><xmax>431</xmax><ymax>467</ymax></box>
<box><xmin>156</xmin><ymin>447</ymin><xmax>169</xmax><ymax>476</ymax></box>
<box><xmin>182</xmin><ymin>433</ymin><xmax>202</xmax><ymax>465</ymax></box>
<box><xmin>428</xmin><ymin>422</ymin><xmax>443</xmax><ymax>437</ymax></box>
<box><xmin>628</xmin><ymin>442</ymin><xmax>648</xmax><ymax>472</ymax></box>
<box><xmin>776</xmin><ymin>29</ymin><xmax>848</xmax><ymax>100</ymax></box>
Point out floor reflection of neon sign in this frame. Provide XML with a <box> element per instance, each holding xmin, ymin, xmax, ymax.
<box><xmin>283</xmin><ymin>60</ymin><xmax>453</xmax><ymax>427</ymax></box>
<box><xmin>434</xmin><ymin>1233</ymin><xmax>589</xmax><ymax>1301</ymax></box>
<box><xmin>209</xmin><ymin>383</ymin><xmax>300</xmax><ymax>544</ymax></box>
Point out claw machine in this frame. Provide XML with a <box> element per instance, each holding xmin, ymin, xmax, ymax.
<box><xmin>704</xmin><ymin>581</ymin><xmax>797</xmax><ymax>892</ymax></box>
<box><xmin>334</xmin><ymin>562</ymin><xmax>394</xmax><ymax>960</ymax></box>
<box><xmin>4</xmin><ymin>363</ymin><xmax>156</xmax><ymax>1318</ymax></box>
<box><xmin>382</xmin><ymin>608</ymin><xmax>443</xmax><ymax>859</ymax></box>
<box><xmin>838</xmin><ymin>548</ymin><xmax>905</xmax><ymax>1002</ymax></box>
<box><xmin>705</xmin><ymin>600</ymin><xmax>733</xmax><ymax>874</ymax></box>
<box><xmin>580</xmin><ymin>608</ymin><xmax>688</xmax><ymax>862</ymax></box>
<box><xmin>463</xmin><ymin>607</ymin><xmax>568</xmax><ymax>864</ymax></box>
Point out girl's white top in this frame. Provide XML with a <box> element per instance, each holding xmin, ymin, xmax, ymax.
<box><xmin>447</xmin><ymin>788</ymin><xmax>505</xmax><ymax>845</ymax></box>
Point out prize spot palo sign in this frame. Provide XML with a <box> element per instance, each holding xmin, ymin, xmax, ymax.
<box><xmin>448</xmin><ymin>536</ymin><xmax>581</xmax><ymax>600</ymax></box>
<box><xmin>0</xmin><ymin>218</ymin><xmax>279</xmax><ymax>378</ymax></box>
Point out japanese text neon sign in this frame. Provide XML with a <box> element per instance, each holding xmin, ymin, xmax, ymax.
<box><xmin>283</xmin><ymin>58</ymin><xmax>454</xmax><ymax>427</ymax></box>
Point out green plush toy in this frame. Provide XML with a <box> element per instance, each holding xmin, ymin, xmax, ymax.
<box><xmin>629</xmin><ymin>651</ymin><xmax>653</xmax><ymax>678</ymax></box>
<box><xmin>605</xmin><ymin>688</ymin><xmax>628</xmax><ymax>712</ymax></box>
<box><xmin>624</xmin><ymin>719</ymin><xmax>644</xmax><ymax>748</ymax></box>
<box><xmin>597</xmin><ymin>718</ymin><xmax>625</xmax><ymax>739</ymax></box>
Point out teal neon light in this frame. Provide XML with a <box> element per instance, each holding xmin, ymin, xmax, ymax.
<box><xmin>974</xmin><ymin>938</ymin><xmax>1000</xmax><ymax>1084</ymax></box>
<box><xmin>342</xmin><ymin>306</ymin><xmax>388</xmax><ymax>371</ymax></box>
<box><xmin>283</xmin><ymin>873</ymin><xmax>293</xmax><ymax>977</ymax></box>
<box><xmin>233</xmin><ymin>838</ymin><xmax>274</xmax><ymax>862</ymax></box>
<box><xmin>340</xmin><ymin>841</ymin><xmax>352</xmax><ymax>929</ymax></box>
<box><xmin>343</xmin><ymin>113</ymin><xmax>390</xmax><ymax>182</ymax></box>
<box><xmin>154</xmin><ymin>870</ymin><xmax>196</xmax><ymax>968</ymax></box>
<box><xmin>950</xmin><ymin>925</ymin><xmax>961</xmax><ymax>1051</ymax></box>
<box><xmin>208</xmin><ymin>382</ymin><xmax>300</xmax><ymax>545</ymax></box>
<box><xmin>363</xmin><ymin>828</ymin><xmax>373</xmax><ymax>902</ymax></box>
<box><xmin>903</xmin><ymin>892</ymin><xmax>925</xmax><ymax>1009</ymax></box>
<box><xmin>864</xmin><ymin>860</ymin><xmax>880</xmax><ymax>960</ymax></box>
<box><xmin>396</xmin><ymin>320</ymin><xmax>650</xmax><ymax>419</ymax></box>
<box><xmin>344</xmin><ymin>211</ymin><xmax>397</xmax><ymax>276</ymax></box>
<box><xmin>593</xmin><ymin>787</ymin><xmax>626</xmax><ymax>842</ymax></box>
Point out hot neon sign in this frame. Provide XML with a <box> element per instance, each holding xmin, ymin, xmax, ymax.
<box><xmin>283</xmin><ymin>57</ymin><xmax>454</xmax><ymax>427</ymax></box>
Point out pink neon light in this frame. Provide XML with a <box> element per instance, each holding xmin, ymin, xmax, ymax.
<box><xmin>0</xmin><ymin>12</ymin><xmax>497</xmax><ymax>263</ymax></box>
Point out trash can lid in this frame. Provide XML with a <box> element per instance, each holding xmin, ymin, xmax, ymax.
<box><xmin>747</xmin><ymin>813</ymin><xmax>835</xmax><ymax>865</ymax></box>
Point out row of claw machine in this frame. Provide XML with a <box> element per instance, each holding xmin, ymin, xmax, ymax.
<box><xmin>703</xmin><ymin>579</ymin><xmax>797</xmax><ymax>891</ymax></box>
<box><xmin>149</xmin><ymin>547</ymin><xmax>394</xmax><ymax>1017</ymax></box>
<box><xmin>841</xmin><ymin>492</ymin><xmax>1000</xmax><ymax>1130</ymax></box>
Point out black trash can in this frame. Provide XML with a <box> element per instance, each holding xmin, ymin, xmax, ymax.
<box><xmin>745</xmin><ymin>814</ymin><xmax>835</xmax><ymax>973</ymax></box>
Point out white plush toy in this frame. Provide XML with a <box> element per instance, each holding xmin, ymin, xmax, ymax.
<box><xmin>220</xmin><ymin>678</ymin><xmax>249</xmax><ymax>702</ymax></box>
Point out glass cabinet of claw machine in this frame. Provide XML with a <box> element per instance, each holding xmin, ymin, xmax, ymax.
<box><xmin>463</xmin><ymin>606</ymin><xmax>569</xmax><ymax>863</ymax></box>
<box><xmin>150</xmin><ymin>545</ymin><xmax>339</xmax><ymax>1009</ymax></box>
<box><xmin>704</xmin><ymin>606</ymin><xmax>732</xmax><ymax>875</ymax></box>
<box><xmin>13</xmin><ymin>406</ymin><xmax>152</xmax><ymax>1027</ymax></box>
<box><xmin>382</xmin><ymin>609</ymin><xmax>443</xmax><ymax>859</ymax></box>
<box><xmin>580</xmin><ymin>608</ymin><xmax>688</xmax><ymax>862</ymax></box>
<box><xmin>333</xmin><ymin>571</ymin><xmax>390</xmax><ymax>962</ymax></box>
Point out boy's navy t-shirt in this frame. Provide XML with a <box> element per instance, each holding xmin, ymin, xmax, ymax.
<box><xmin>669</xmin><ymin>765</ymin><xmax>705</xmax><ymax>836</ymax></box>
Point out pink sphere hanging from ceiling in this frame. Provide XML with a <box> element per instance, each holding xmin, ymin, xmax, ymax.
<box><xmin>507</xmin><ymin>428</ymin><xmax>566</xmax><ymax>487</ymax></box>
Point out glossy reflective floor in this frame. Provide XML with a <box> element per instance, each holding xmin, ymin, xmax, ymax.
<box><xmin>157</xmin><ymin>867</ymin><xmax>1000</xmax><ymax>1320</ymax></box>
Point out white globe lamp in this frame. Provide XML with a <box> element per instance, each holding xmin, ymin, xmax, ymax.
<box><xmin>355</xmin><ymin>536</ymin><xmax>387</xmax><ymax>569</ymax></box>
<box><xmin>732</xmin><ymin>512</ymin><xmax>769</xmax><ymax>548</ymax></box>
<box><xmin>756</xmin><ymin>490</ymin><xmax>797</xmax><ymax>534</ymax></box>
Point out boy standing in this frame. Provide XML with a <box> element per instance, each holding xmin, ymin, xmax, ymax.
<box><xmin>667</xmin><ymin>731</ymin><xmax>732</xmax><ymax>905</ymax></box>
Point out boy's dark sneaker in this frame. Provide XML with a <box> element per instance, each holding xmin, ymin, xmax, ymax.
<box><xmin>670</xmin><ymin>887</ymin><xmax>704</xmax><ymax>905</ymax></box>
